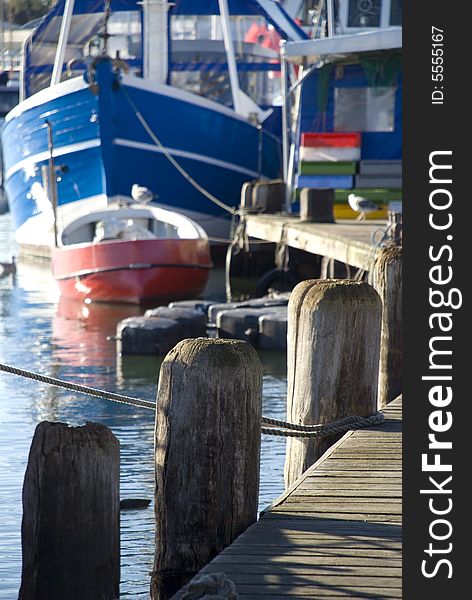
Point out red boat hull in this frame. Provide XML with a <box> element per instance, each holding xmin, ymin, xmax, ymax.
<box><xmin>52</xmin><ymin>238</ymin><xmax>212</xmax><ymax>304</ymax></box>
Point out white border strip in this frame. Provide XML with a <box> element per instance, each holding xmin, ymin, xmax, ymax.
<box><xmin>113</xmin><ymin>137</ymin><xmax>259</xmax><ymax>178</ymax></box>
<box><xmin>5</xmin><ymin>139</ymin><xmax>101</xmax><ymax>181</ymax></box>
<box><xmin>285</xmin><ymin>27</ymin><xmax>402</xmax><ymax>62</ymax></box>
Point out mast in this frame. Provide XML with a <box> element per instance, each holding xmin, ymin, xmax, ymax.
<box><xmin>217</xmin><ymin>0</ymin><xmax>243</xmax><ymax>115</ymax></box>
<box><xmin>217</xmin><ymin>0</ymin><xmax>271</xmax><ymax>122</ymax></box>
<box><xmin>327</xmin><ymin>0</ymin><xmax>336</xmax><ymax>37</ymax></box>
<box><xmin>142</xmin><ymin>0</ymin><xmax>169</xmax><ymax>83</ymax></box>
<box><xmin>51</xmin><ymin>0</ymin><xmax>76</xmax><ymax>86</ymax></box>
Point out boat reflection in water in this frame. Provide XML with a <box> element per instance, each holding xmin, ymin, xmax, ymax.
<box><xmin>53</xmin><ymin>296</ymin><xmax>163</xmax><ymax>388</ymax></box>
<box><xmin>53</xmin><ymin>296</ymin><xmax>142</xmax><ymax>366</ymax></box>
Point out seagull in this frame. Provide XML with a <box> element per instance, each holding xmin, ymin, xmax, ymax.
<box><xmin>131</xmin><ymin>184</ymin><xmax>155</xmax><ymax>204</ymax></box>
<box><xmin>348</xmin><ymin>193</ymin><xmax>378</xmax><ymax>221</ymax></box>
<box><xmin>0</xmin><ymin>256</ymin><xmax>16</xmax><ymax>277</ymax></box>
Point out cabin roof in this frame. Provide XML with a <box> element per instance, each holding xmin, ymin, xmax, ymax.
<box><xmin>284</xmin><ymin>27</ymin><xmax>402</xmax><ymax>64</ymax></box>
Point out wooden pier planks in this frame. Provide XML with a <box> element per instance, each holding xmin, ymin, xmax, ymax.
<box><xmin>195</xmin><ymin>396</ymin><xmax>402</xmax><ymax>599</ymax></box>
<box><xmin>245</xmin><ymin>215</ymin><xmax>387</xmax><ymax>270</ymax></box>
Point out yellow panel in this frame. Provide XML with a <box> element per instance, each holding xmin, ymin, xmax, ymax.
<box><xmin>334</xmin><ymin>204</ymin><xmax>388</xmax><ymax>220</ymax></box>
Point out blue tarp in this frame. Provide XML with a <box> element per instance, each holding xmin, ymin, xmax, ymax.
<box><xmin>170</xmin><ymin>0</ymin><xmax>307</xmax><ymax>40</ymax></box>
<box><xmin>300</xmin><ymin>62</ymin><xmax>402</xmax><ymax>160</ymax></box>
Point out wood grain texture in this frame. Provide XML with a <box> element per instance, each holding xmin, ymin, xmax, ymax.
<box><xmin>170</xmin><ymin>396</ymin><xmax>402</xmax><ymax>600</ymax></box>
<box><xmin>245</xmin><ymin>216</ymin><xmax>386</xmax><ymax>270</ymax></box>
<box><xmin>152</xmin><ymin>338</ymin><xmax>262</xmax><ymax>599</ymax></box>
<box><xmin>285</xmin><ymin>279</ymin><xmax>382</xmax><ymax>488</ymax></box>
<box><xmin>372</xmin><ymin>243</ymin><xmax>402</xmax><ymax>407</ymax></box>
<box><xmin>19</xmin><ymin>421</ymin><xmax>120</xmax><ymax>600</ymax></box>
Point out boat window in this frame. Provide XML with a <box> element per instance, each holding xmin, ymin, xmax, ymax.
<box><xmin>389</xmin><ymin>0</ymin><xmax>402</xmax><ymax>26</ymax></box>
<box><xmin>169</xmin><ymin>14</ymin><xmax>281</xmax><ymax>108</ymax></box>
<box><xmin>347</xmin><ymin>0</ymin><xmax>382</xmax><ymax>28</ymax></box>
<box><xmin>23</xmin><ymin>4</ymin><xmax>143</xmax><ymax>98</ymax></box>
<box><xmin>24</xmin><ymin>13</ymin><xmax>104</xmax><ymax>97</ymax></box>
<box><xmin>94</xmin><ymin>217</ymin><xmax>158</xmax><ymax>242</ymax></box>
<box><xmin>0</xmin><ymin>90</ymin><xmax>20</xmax><ymax>116</ymax></box>
<box><xmin>152</xmin><ymin>221</ymin><xmax>180</xmax><ymax>238</ymax></box>
<box><xmin>87</xmin><ymin>11</ymin><xmax>142</xmax><ymax>72</ymax></box>
<box><xmin>333</xmin><ymin>86</ymin><xmax>396</xmax><ymax>132</ymax></box>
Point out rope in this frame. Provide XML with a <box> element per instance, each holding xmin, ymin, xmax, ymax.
<box><xmin>0</xmin><ymin>362</ymin><xmax>383</xmax><ymax>438</ymax></box>
<box><xmin>225</xmin><ymin>214</ymin><xmax>251</xmax><ymax>302</ymax></box>
<box><xmin>176</xmin><ymin>572</ymin><xmax>238</xmax><ymax>599</ymax></box>
<box><xmin>261</xmin><ymin>412</ymin><xmax>384</xmax><ymax>438</ymax></box>
<box><xmin>354</xmin><ymin>222</ymin><xmax>393</xmax><ymax>281</ymax></box>
<box><xmin>0</xmin><ymin>363</ymin><xmax>155</xmax><ymax>410</ymax></box>
<box><xmin>274</xmin><ymin>223</ymin><xmax>290</xmax><ymax>271</ymax></box>
<box><xmin>262</xmin><ymin>413</ymin><xmax>379</xmax><ymax>431</ymax></box>
<box><xmin>208</xmin><ymin>236</ymin><xmax>274</xmax><ymax>245</ymax></box>
<box><xmin>121</xmin><ymin>87</ymin><xmax>236</xmax><ymax>216</ymax></box>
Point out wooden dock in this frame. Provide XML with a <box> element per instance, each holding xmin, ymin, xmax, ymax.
<box><xmin>183</xmin><ymin>396</ymin><xmax>402</xmax><ymax>599</ymax></box>
<box><xmin>245</xmin><ymin>215</ymin><xmax>388</xmax><ymax>269</ymax></box>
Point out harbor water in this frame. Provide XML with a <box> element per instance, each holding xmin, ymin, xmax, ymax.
<box><xmin>0</xmin><ymin>213</ymin><xmax>287</xmax><ymax>599</ymax></box>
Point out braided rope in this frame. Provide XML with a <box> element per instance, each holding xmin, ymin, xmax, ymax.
<box><xmin>261</xmin><ymin>411</ymin><xmax>384</xmax><ymax>438</ymax></box>
<box><xmin>261</xmin><ymin>413</ymin><xmax>375</xmax><ymax>431</ymax></box>
<box><xmin>0</xmin><ymin>362</ymin><xmax>383</xmax><ymax>437</ymax></box>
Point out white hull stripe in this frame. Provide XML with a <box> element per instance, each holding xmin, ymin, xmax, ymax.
<box><xmin>5</xmin><ymin>77</ymin><xmax>90</xmax><ymax>123</ymax></box>
<box><xmin>113</xmin><ymin>137</ymin><xmax>259</xmax><ymax>178</ymax></box>
<box><xmin>5</xmin><ymin>139</ymin><xmax>101</xmax><ymax>181</ymax></box>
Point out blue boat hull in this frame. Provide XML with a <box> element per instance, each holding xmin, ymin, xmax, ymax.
<box><xmin>1</xmin><ymin>63</ymin><xmax>282</xmax><ymax>246</ymax></box>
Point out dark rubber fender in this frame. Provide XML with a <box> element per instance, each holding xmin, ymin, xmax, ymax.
<box><xmin>255</xmin><ymin>268</ymin><xmax>299</xmax><ymax>297</ymax></box>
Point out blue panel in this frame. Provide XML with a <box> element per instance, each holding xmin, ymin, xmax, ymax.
<box><xmin>172</xmin><ymin>1</ymin><xmax>261</xmax><ymax>16</ymax></box>
<box><xmin>4</xmin><ymin>146</ymin><xmax>105</xmax><ymax>230</ymax></box>
<box><xmin>300</xmin><ymin>62</ymin><xmax>402</xmax><ymax>160</ymax></box>
<box><xmin>297</xmin><ymin>175</ymin><xmax>353</xmax><ymax>189</ymax></box>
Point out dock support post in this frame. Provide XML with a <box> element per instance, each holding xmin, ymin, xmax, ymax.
<box><xmin>372</xmin><ymin>243</ymin><xmax>402</xmax><ymax>407</ymax></box>
<box><xmin>284</xmin><ymin>280</ymin><xmax>382</xmax><ymax>488</ymax></box>
<box><xmin>151</xmin><ymin>338</ymin><xmax>262</xmax><ymax>599</ymax></box>
<box><xmin>19</xmin><ymin>421</ymin><xmax>120</xmax><ymax>600</ymax></box>
<box><xmin>320</xmin><ymin>256</ymin><xmax>335</xmax><ymax>279</ymax></box>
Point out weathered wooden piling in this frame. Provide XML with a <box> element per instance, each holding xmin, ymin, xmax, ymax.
<box><xmin>19</xmin><ymin>421</ymin><xmax>120</xmax><ymax>600</ymax></box>
<box><xmin>151</xmin><ymin>338</ymin><xmax>263</xmax><ymax>600</ymax></box>
<box><xmin>284</xmin><ymin>279</ymin><xmax>382</xmax><ymax>488</ymax></box>
<box><xmin>371</xmin><ymin>243</ymin><xmax>402</xmax><ymax>407</ymax></box>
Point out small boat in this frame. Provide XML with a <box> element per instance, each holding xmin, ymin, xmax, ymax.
<box><xmin>51</xmin><ymin>198</ymin><xmax>212</xmax><ymax>304</ymax></box>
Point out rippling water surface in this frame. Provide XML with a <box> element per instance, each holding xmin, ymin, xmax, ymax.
<box><xmin>0</xmin><ymin>213</ymin><xmax>287</xmax><ymax>599</ymax></box>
